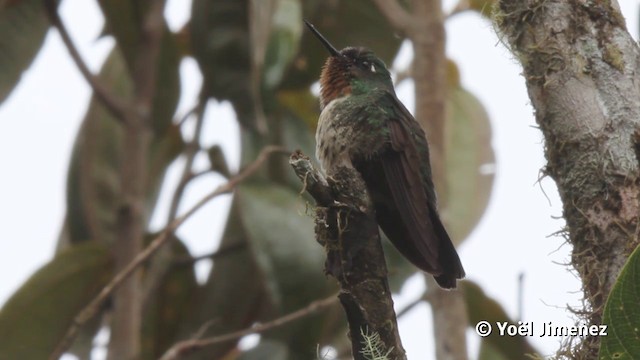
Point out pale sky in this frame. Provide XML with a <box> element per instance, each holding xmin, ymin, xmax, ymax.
<box><xmin>1</xmin><ymin>1</ymin><xmax>638</xmax><ymax>359</ymax></box>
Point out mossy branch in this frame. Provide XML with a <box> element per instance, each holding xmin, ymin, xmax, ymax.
<box><xmin>289</xmin><ymin>151</ymin><xmax>406</xmax><ymax>360</ymax></box>
<box><xmin>495</xmin><ymin>1</ymin><xmax>640</xmax><ymax>358</ymax></box>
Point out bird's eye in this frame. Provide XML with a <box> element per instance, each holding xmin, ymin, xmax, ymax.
<box><xmin>359</xmin><ymin>60</ymin><xmax>376</xmax><ymax>73</ymax></box>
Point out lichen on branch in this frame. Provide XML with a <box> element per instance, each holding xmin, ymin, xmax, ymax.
<box><xmin>495</xmin><ymin>1</ymin><xmax>640</xmax><ymax>357</ymax></box>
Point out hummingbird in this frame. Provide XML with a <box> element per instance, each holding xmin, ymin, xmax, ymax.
<box><xmin>305</xmin><ymin>21</ymin><xmax>465</xmax><ymax>289</ymax></box>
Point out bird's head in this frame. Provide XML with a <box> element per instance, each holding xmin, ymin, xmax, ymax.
<box><xmin>305</xmin><ymin>21</ymin><xmax>393</xmax><ymax>109</ymax></box>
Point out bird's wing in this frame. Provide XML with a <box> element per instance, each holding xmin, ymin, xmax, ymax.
<box><xmin>376</xmin><ymin>92</ymin><xmax>442</xmax><ymax>273</ymax></box>
<box><xmin>380</xmin><ymin>92</ymin><xmax>465</xmax><ymax>287</ymax></box>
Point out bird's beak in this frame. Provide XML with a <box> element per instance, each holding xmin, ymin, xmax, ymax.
<box><xmin>304</xmin><ymin>20</ymin><xmax>340</xmax><ymax>57</ymax></box>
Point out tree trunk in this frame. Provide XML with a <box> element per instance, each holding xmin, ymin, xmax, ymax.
<box><xmin>496</xmin><ymin>1</ymin><xmax>640</xmax><ymax>357</ymax></box>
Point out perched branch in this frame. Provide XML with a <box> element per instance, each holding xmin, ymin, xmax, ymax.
<box><xmin>289</xmin><ymin>151</ymin><xmax>333</xmax><ymax>206</ymax></box>
<box><xmin>159</xmin><ymin>294</ymin><xmax>339</xmax><ymax>360</ymax></box>
<box><xmin>48</xmin><ymin>146</ymin><xmax>288</xmax><ymax>360</ymax></box>
<box><xmin>289</xmin><ymin>151</ymin><xmax>407</xmax><ymax>360</ymax></box>
<box><xmin>43</xmin><ymin>0</ymin><xmax>130</xmax><ymax>124</ymax></box>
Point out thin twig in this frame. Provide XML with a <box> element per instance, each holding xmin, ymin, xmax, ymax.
<box><xmin>167</xmin><ymin>98</ymin><xmax>208</xmax><ymax>223</ymax></box>
<box><xmin>177</xmin><ymin>104</ymin><xmax>201</xmax><ymax>127</ymax></box>
<box><xmin>396</xmin><ymin>293</ymin><xmax>427</xmax><ymax>318</ymax></box>
<box><xmin>172</xmin><ymin>242</ymin><xmax>247</xmax><ymax>266</ymax></box>
<box><xmin>159</xmin><ymin>293</ymin><xmax>339</xmax><ymax>360</ymax></box>
<box><xmin>43</xmin><ymin>0</ymin><xmax>130</xmax><ymax>124</ymax></box>
<box><xmin>141</xmin><ymin>96</ymin><xmax>207</xmax><ymax>309</ymax></box>
<box><xmin>48</xmin><ymin>146</ymin><xmax>289</xmax><ymax>360</ymax></box>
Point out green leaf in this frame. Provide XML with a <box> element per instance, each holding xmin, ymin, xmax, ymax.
<box><xmin>175</xmin><ymin>198</ymin><xmax>268</xmax><ymax>360</ymax></box>
<box><xmin>478</xmin><ymin>339</ymin><xmax>509</xmax><ymax>360</ymax></box>
<box><xmin>62</xmin><ymin>46</ymin><xmax>183</xmax><ymax>247</ymax></box>
<box><xmin>443</xmin><ymin>61</ymin><xmax>495</xmax><ymax>244</ymax></box>
<box><xmin>238</xmin><ymin>183</ymin><xmax>338</xmax><ymax>359</ymax></box>
<box><xmin>96</xmin><ymin>0</ymin><xmax>144</xmax><ymax>74</ymax></box>
<box><xmin>0</xmin><ymin>0</ymin><xmax>51</xmax><ymax>104</ymax></box>
<box><xmin>142</xmin><ymin>236</ymin><xmax>198</xmax><ymax>359</ymax></box>
<box><xmin>469</xmin><ymin>0</ymin><xmax>496</xmax><ymax>17</ymax></box>
<box><xmin>261</xmin><ymin>0</ymin><xmax>303</xmax><ymax>90</ymax></box>
<box><xmin>599</xmin><ymin>245</ymin><xmax>640</xmax><ymax>359</ymax></box>
<box><xmin>178</xmin><ymin>182</ymin><xmax>337</xmax><ymax>359</ymax></box>
<box><xmin>237</xmin><ymin>183</ymin><xmax>328</xmax><ymax>311</ymax></box>
<box><xmin>190</xmin><ymin>0</ymin><xmax>255</xmax><ymax>128</ymax></box>
<box><xmin>462</xmin><ymin>281</ymin><xmax>539</xmax><ymax>359</ymax></box>
<box><xmin>276</xmin><ymin>89</ymin><xmax>320</xmax><ymax>131</ymax></box>
<box><xmin>0</xmin><ymin>243</ymin><xmax>113</xmax><ymax>359</ymax></box>
<box><xmin>236</xmin><ymin>183</ymin><xmax>344</xmax><ymax>359</ymax></box>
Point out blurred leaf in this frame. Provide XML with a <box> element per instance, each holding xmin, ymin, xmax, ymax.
<box><xmin>96</xmin><ymin>0</ymin><xmax>139</xmax><ymax>72</ymax></box>
<box><xmin>62</xmin><ymin>46</ymin><xmax>183</xmax><ymax>247</ymax></box>
<box><xmin>599</xmin><ymin>244</ymin><xmax>640</xmax><ymax>359</ymax></box>
<box><xmin>478</xmin><ymin>339</ymin><xmax>509</xmax><ymax>360</ymax></box>
<box><xmin>0</xmin><ymin>0</ymin><xmax>51</xmax><ymax>104</ymax></box>
<box><xmin>238</xmin><ymin>183</ymin><xmax>326</xmax><ymax>309</ymax></box>
<box><xmin>280</xmin><ymin>0</ymin><xmax>404</xmax><ymax>90</ymax></box>
<box><xmin>190</xmin><ymin>0</ymin><xmax>256</xmax><ymax>128</ymax></box>
<box><xmin>142</xmin><ymin>236</ymin><xmax>198</xmax><ymax>359</ymax></box>
<box><xmin>443</xmin><ymin>60</ymin><xmax>495</xmax><ymax>244</ymax></box>
<box><xmin>469</xmin><ymin>0</ymin><xmax>495</xmax><ymax>17</ymax></box>
<box><xmin>262</xmin><ymin>0</ymin><xmax>303</xmax><ymax>89</ymax></box>
<box><xmin>176</xmin><ymin>198</ymin><xmax>268</xmax><ymax>360</ymax></box>
<box><xmin>208</xmin><ymin>144</ymin><xmax>232</xmax><ymax>178</ymax></box>
<box><xmin>178</xmin><ymin>182</ymin><xmax>336</xmax><ymax>359</ymax></box>
<box><xmin>97</xmin><ymin>0</ymin><xmax>181</xmax><ymax>135</ymax></box>
<box><xmin>0</xmin><ymin>243</ymin><xmax>112</xmax><ymax>359</ymax></box>
<box><xmin>462</xmin><ymin>281</ymin><xmax>539</xmax><ymax>358</ymax></box>
<box><xmin>276</xmin><ymin>89</ymin><xmax>319</xmax><ymax>130</ymax></box>
<box><xmin>238</xmin><ymin>182</ymin><xmax>335</xmax><ymax>357</ymax></box>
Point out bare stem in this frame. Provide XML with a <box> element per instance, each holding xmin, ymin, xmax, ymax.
<box><xmin>106</xmin><ymin>1</ymin><xmax>168</xmax><ymax>358</ymax></box>
<box><xmin>171</xmin><ymin>242</ymin><xmax>246</xmax><ymax>266</ymax></box>
<box><xmin>48</xmin><ymin>146</ymin><xmax>288</xmax><ymax>360</ymax></box>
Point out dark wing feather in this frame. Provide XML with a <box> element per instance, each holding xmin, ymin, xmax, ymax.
<box><xmin>382</xmin><ymin>121</ymin><xmax>441</xmax><ymax>271</ymax></box>
<box><xmin>360</xmin><ymin>91</ymin><xmax>464</xmax><ymax>288</ymax></box>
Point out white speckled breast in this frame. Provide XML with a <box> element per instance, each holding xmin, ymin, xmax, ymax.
<box><xmin>316</xmin><ymin>97</ymin><xmax>355</xmax><ymax>173</ymax></box>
